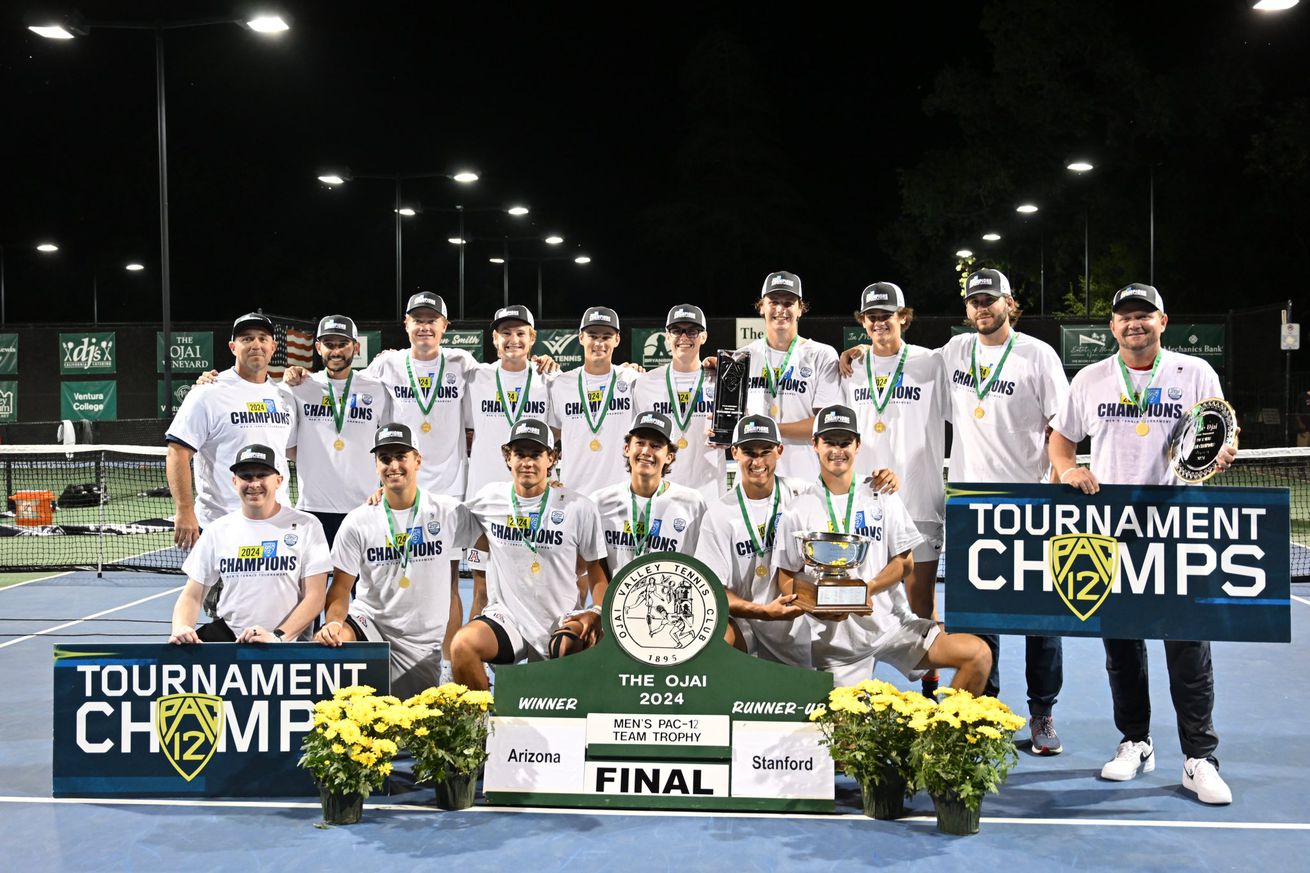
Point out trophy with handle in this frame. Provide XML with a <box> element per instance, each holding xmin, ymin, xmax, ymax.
<box><xmin>789</xmin><ymin>530</ymin><xmax>874</xmax><ymax>616</ymax></box>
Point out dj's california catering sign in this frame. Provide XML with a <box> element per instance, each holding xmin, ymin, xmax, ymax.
<box><xmin>944</xmin><ymin>483</ymin><xmax>1290</xmax><ymax>642</ymax></box>
<box><xmin>52</xmin><ymin>643</ymin><xmax>389</xmax><ymax>798</ymax></box>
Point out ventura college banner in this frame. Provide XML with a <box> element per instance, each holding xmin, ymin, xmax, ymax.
<box><xmin>945</xmin><ymin>483</ymin><xmax>1290</xmax><ymax>642</ymax></box>
<box><xmin>53</xmin><ymin>643</ymin><xmax>390</xmax><ymax>798</ymax></box>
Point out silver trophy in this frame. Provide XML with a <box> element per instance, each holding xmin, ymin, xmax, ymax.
<box><xmin>791</xmin><ymin>530</ymin><xmax>874</xmax><ymax>615</ymax></box>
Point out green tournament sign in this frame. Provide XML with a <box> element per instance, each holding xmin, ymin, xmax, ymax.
<box><xmin>484</xmin><ymin>554</ymin><xmax>834</xmax><ymax>812</ymax></box>
<box><xmin>157</xmin><ymin>380</ymin><xmax>195</xmax><ymax>417</ymax></box>
<box><xmin>157</xmin><ymin>331</ymin><xmax>215</xmax><ymax>373</ymax></box>
<box><xmin>632</xmin><ymin>327</ymin><xmax>673</xmax><ymax>368</ymax></box>
<box><xmin>61</xmin><ymin>380</ymin><xmax>117</xmax><ymax>420</ymax></box>
<box><xmin>60</xmin><ymin>331</ymin><xmax>116</xmax><ymax>375</ymax></box>
<box><xmin>533</xmin><ymin>329</ymin><xmax>584</xmax><ymax>369</ymax></box>
<box><xmin>1060</xmin><ymin>324</ymin><xmax>1226</xmax><ymax>369</ymax></box>
<box><xmin>444</xmin><ymin>329</ymin><xmax>485</xmax><ymax>363</ymax></box>
<box><xmin>0</xmin><ymin>381</ymin><xmax>16</xmax><ymax>423</ymax></box>
<box><xmin>0</xmin><ymin>333</ymin><xmax>18</xmax><ymax>374</ymax></box>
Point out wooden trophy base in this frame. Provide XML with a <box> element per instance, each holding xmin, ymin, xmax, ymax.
<box><xmin>792</xmin><ymin>574</ymin><xmax>872</xmax><ymax>616</ymax></box>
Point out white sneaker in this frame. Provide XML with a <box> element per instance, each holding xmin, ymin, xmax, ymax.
<box><xmin>1101</xmin><ymin>739</ymin><xmax>1155</xmax><ymax>781</ymax></box>
<box><xmin>1183</xmin><ymin>757</ymin><xmax>1233</xmax><ymax>805</ymax></box>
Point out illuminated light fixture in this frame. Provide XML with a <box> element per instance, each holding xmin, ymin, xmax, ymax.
<box><xmin>245</xmin><ymin>16</ymin><xmax>290</xmax><ymax>33</ymax></box>
<box><xmin>506</xmin><ymin>206</ymin><xmax>529</xmax><ymax>216</ymax></box>
<box><xmin>982</xmin><ymin>233</ymin><xmax>1002</xmax><ymax>242</ymax></box>
<box><xmin>489</xmin><ymin>257</ymin><xmax>506</xmax><ymax>264</ymax></box>
<box><xmin>447</xmin><ymin>237</ymin><xmax>466</xmax><ymax>245</ymax></box>
<box><xmin>574</xmin><ymin>256</ymin><xmax>591</xmax><ymax>265</ymax></box>
<box><xmin>955</xmin><ymin>249</ymin><xmax>973</xmax><ymax>258</ymax></box>
<box><xmin>452</xmin><ymin>171</ymin><xmax>479</xmax><ymax>183</ymax></box>
<box><xmin>125</xmin><ymin>263</ymin><xmax>145</xmax><ymax>271</ymax></box>
<box><xmin>1253</xmin><ymin>1</ymin><xmax>1299</xmax><ymax>10</ymax></box>
<box><xmin>544</xmin><ymin>235</ymin><xmax>564</xmax><ymax>245</ymax></box>
<box><xmin>36</xmin><ymin>243</ymin><xmax>60</xmax><ymax>252</ymax></box>
<box><xmin>1016</xmin><ymin>203</ymin><xmax>1039</xmax><ymax>214</ymax></box>
<box><xmin>29</xmin><ymin>24</ymin><xmax>76</xmax><ymax>39</ymax></box>
<box><xmin>317</xmin><ymin>174</ymin><xmax>346</xmax><ymax>185</ymax></box>
<box><xmin>395</xmin><ymin>207</ymin><xmax>417</xmax><ymax>217</ymax></box>
<box><xmin>1067</xmin><ymin>161</ymin><xmax>1094</xmax><ymax>173</ymax></box>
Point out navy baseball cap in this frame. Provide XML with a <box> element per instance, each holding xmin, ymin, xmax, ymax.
<box><xmin>812</xmin><ymin>404</ymin><xmax>860</xmax><ymax>439</ymax></box>
<box><xmin>406</xmin><ymin>292</ymin><xmax>448</xmax><ymax>318</ymax></box>
<box><xmin>964</xmin><ymin>269</ymin><xmax>1012</xmax><ymax>300</ymax></box>
<box><xmin>316</xmin><ymin>315</ymin><xmax>358</xmax><ymax>340</ymax></box>
<box><xmin>1112</xmin><ymin>283</ymin><xmax>1165</xmax><ymax>314</ymax></box>
<box><xmin>732</xmin><ymin>415</ymin><xmax>781</xmax><ymax>446</ymax></box>
<box><xmin>230</xmin><ymin>443</ymin><xmax>278</xmax><ymax>472</ymax></box>
<box><xmin>231</xmin><ymin>312</ymin><xmax>274</xmax><ymax>339</ymax></box>
<box><xmin>859</xmin><ymin>282</ymin><xmax>906</xmax><ymax>313</ymax></box>
<box><xmin>506</xmin><ymin>417</ymin><xmax>552</xmax><ymax>450</ymax></box>
<box><xmin>760</xmin><ymin>270</ymin><xmax>803</xmax><ymax>299</ymax></box>
<box><xmin>371</xmin><ymin>423</ymin><xmax>417</xmax><ymax>454</ymax></box>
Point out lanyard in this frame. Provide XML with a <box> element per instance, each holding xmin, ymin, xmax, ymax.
<box><xmin>628</xmin><ymin>481</ymin><xmax>667</xmax><ymax>557</ymax></box>
<box><xmin>578</xmin><ymin>370</ymin><xmax>617</xmax><ymax>435</ymax></box>
<box><xmin>865</xmin><ymin>345</ymin><xmax>907</xmax><ymax>417</ymax></box>
<box><xmin>820</xmin><ymin>479</ymin><xmax>855</xmax><ymax>534</ymax></box>
<box><xmin>509</xmin><ymin>484</ymin><xmax>551</xmax><ymax>556</ymax></box>
<box><xmin>495</xmin><ymin>365</ymin><xmax>533</xmax><ymax>427</ymax></box>
<box><xmin>406</xmin><ymin>352</ymin><xmax>445</xmax><ymax>417</ymax></box>
<box><xmin>763</xmin><ymin>336</ymin><xmax>799</xmax><ymax>401</ymax></box>
<box><xmin>735</xmin><ymin>480</ymin><xmax>781</xmax><ymax>557</ymax></box>
<box><xmin>1117</xmin><ymin>351</ymin><xmax>1163</xmax><ymax>413</ymax></box>
<box><xmin>383</xmin><ymin>489</ymin><xmax>421</xmax><ymax>572</ymax></box>
<box><xmin>969</xmin><ymin>332</ymin><xmax>1017</xmax><ymax>403</ymax></box>
<box><xmin>324</xmin><ymin>372</ymin><xmax>354</xmax><ymax>435</ymax></box>
<box><xmin>665</xmin><ymin>366</ymin><xmax>705</xmax><ymax>435</ymax></box>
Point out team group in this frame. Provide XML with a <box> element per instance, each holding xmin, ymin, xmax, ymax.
<box><xmin>162</xmin><ymin>267</ymin><xmax>1239</xmax><ymax>805</ymax></box>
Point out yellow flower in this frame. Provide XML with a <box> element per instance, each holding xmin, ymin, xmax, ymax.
<box><xmin>977</xmin><ymin>726</ymin><xmax>1002</xmax><ymax>740</ymax></box>
<box><xmin>808</xmin><ymin>707</ymin><xmax>828</xmax><ymax>721</ymax></box>
<box><xmin>414</xmin><ymin>726</ymin><xmax>430</xmax><ymax>737</ymax></box>
<box><xmin>331</xmin><ymin>743</ymin><xmax>345</xmax><ymax>754</ymax></box>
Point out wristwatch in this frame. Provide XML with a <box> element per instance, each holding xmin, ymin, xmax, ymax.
<box><xmin>271</xmin><ymin>628</ymin><xmax>285</xmax><ymax>640</ymax></box>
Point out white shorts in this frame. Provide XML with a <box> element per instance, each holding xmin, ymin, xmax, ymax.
<box><xmin>912</xmin><ymin>521</ymin><xmax>944</xmax><ymax>564</ymax></box>
<box><xmin>346</xmin><ymin>611</ymin><xmax>443</xmax><ymax>699</ymax></box>
<box><xmin>476</xmin><ymin>600</ymin><xmax>548</xmax><ymax>664</ymax></box>
<box><xmin>817</xmin><ymin>617</ymin><xmax>941</xmax><ymax>687</ymax></box>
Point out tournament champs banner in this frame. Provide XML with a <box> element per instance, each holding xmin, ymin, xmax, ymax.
<box><xmin>53</xmin><ymin>643</ymin><xmax>389</xmax><ymax>798</ymax></box>
<box><xmin>945</xmin><ymin>484</ymin><xmax>1290</xmax><ymax>642</ymax></box>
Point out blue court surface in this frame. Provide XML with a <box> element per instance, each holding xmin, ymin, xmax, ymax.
<box><xmin>1</xmin><ymin>571</ymin><xmax>1307</xmax><ymax>872</ymax></box>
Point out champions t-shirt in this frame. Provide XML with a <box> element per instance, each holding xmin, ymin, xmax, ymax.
<box><xmin>632</xmin><ymin>365</ymin><xmax>721</xmax><ymax>498</ymax></box>
<box><xmin>547</xmin><ymin>366</ymin><xmax>639</xmax><ymax>495</ymax></box>
<box><xmin>589</xmin><ymin>480</ymin><xmax>707</xmax><ymax>576</ymax></box>
<box><xmin>939</xmin><ymin>331</ymin><xmax>1068</xmax><ymax>484</ymax></box>
<box><xmin>281</xmin><ymin>371</ymin><xmax>391</xmax><ymax>513</ymax></box>
<box><xmin>182</xmin><ymin>505</ymin><xmax>330</xmax><ymax>639</ymax></box>
<box><xmin>166</xmin><ymin>368</ymin><xmax>295</xmax><ymax>528</ymax></box>
<box><xmin>742</xmin><ymin>337</ymin><xmax>841</xmax><ymax>481</ymax></box>
<box><xmin>1053</xmin><ymin>349</ymin><xmax>1223</xmax><ymax>485</ymax></box>
<box><xmin>332</xmin><ymin>490</ymin><xmax>480</xmax><ymax>653</ymax></box>
<box><xmin>841</xmin><ymin>343</ymin><xmax>948</xmax><ymax>525</ymax></box>
<box><xmin>773</xmin><ymin>484</ymin><xmax>923</xmax><ymax>668</ymax></box>
<box><xmin>466</xmin><ymin>482</ymin><xmax>607</xmax><ymax>653</ymax></box>
<box><xmin>463</xmin><ymin>362</ymin><xmax>557</xmax><ymax>499</ymax></box>
<box><xmin>365</xmin><ymin>348</ymin><xmax>476</xmax><ymax>498</ymax></box>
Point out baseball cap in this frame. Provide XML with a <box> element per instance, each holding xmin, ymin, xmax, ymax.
<box><xmin>760</xmin><ymin>270</ymin><xmax>803</xmax><ymax>299</ymax></box>
<box><xmin>665</xmin><ymin>304</ymin><xmax>707</xmax><ymax>331</ymax></box>
<box><xmin>405</xmin><ymin>292</ymin><xmax>448</xmax><ymax>318</ymax></box>
<box><xmin>371</xmin><ymin>422</ymin><xmax>417</xmax><ymax>454</ymax></box>
<box><xmin>732</xmin><ymin>414</ymin><xmax>781</xmax><ymax>446</ymax></box>
<box><xmin>230</xmin><ymin>443</ymin><xmax>278</xmax><ymax>472</ymax></box>
<box><xmin>491</xmin><ymin>304</ymin><xmax>535</xmax><ymax>330</ymax></box>
<box><xmin>859</xmin><ymin>282</ymin><xmax>906</xmax><ymax>313</ymax></box>
<box><xmin>1112</xmin><ymin>283</ymin><xmax>1165</xmax><ymax>314</ymax></box>
<box><xmin>316</xmin><ymin>315</ymin><xmax>358</xmax><ymax>341</ymax></box>
<box><xmin>579</xmin><ymin>306</ymin><xmax>620</xmax><ymax>333</ymax></box>
<box><xmin>964</xmin><ymin>269</ymin><xmax>1013</xmax><ymax>300</ymax></box>
<box><xmin>812</xmin><ymin>404</ymin><xmax>860</xmax><ymax>439</ymax></box>
<box><xmin>629</xmin><ymin>410</ymin><xmax>675</xmax><ymax>444</ymax></box>
<box><xmin>231</xmin><ymin>312</ymin><xmax>274</xmax><ymax>339</ymax></box>
<box><xmin>506</xmin><ymin>417</ymin><xmax>552</xmax><ymax>450</ymax></box>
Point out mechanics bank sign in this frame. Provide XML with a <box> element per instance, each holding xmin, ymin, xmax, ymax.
<box><xmin>944</xmin><ymin>483</ymin><xmax>1290</xmax><ymax>643</ymax></box>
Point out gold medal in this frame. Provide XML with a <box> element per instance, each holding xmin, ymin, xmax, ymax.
<box><xmin>530</xmin><ymin>560</ymin><xmax>541</xmax><ymax>574</ymax></box>
<box><xmin>589</xmin><ymin>438</ymin><xmax>602</xmax><ymax>452</ymax></box>
<box><xmin>333</xmin><ymin>438</ymin><xmax>345</xmax><ymax>451</ymax></box>
<box><xmin>873</xmin><ymin>420</ymin><xmax>886</xmax><ymax>434</ymax></box>
<box><xmin>755</xmin><ymin>565</ymin><xmax>767</xmax><ymax>578</ymax></box>
<box><xmin>769</xmin><ymin>403</ymin><xmax>779</xmax><ymax>418</ymax></box>
<box><xmin>398</xmin><ymin>575</ymin><xmax>410</xmax><ymax>589</ymax></box>
<box><xmin>1136</xmin><ymin>421</ymin><xmax>1150</xmax><ymax>436</ymax></box>
<box><xmin>974</xmin><ymin>406</ymin><xmax>985</xmax><ymax>419</ymax></box>
<box><xmin>677</xmin><ymin>437</ymin><xmax>688</xmax><ymax>450</ymax></box>
<box><xmin>420</xmin><ymin>421</ymin><xmax>432</xmax><ymax>433</ymax></box>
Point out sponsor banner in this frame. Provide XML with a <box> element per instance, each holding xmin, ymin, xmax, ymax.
<box><xmin>61</xmin><ymin>380</ymin><xmax>117</xmax><ymax>420</ymax></box>
<box><xmin>842</xmin><ymin>325</ymin><xmax>867</xmax><ymax>351</ymax></box>
<box><xmin>445</xmin><ymin>329</ymin><xmax>485</xmax><ymax>363</ymax></box>
<box><xmin>0</xmin><ymin>380</ymin><xmax>16</xmax><ymax>422</ymax></box>
<box><xmin>1060</xmin><ymin>324</ymin><xmax>1225</xmax><ymax>369</ymax></box>
<box><xmin>60</xmin><ymin>331</ymin><xmax>116</xmax><ymax>375</ymax></box>
<box><xmin>949</xmin><ymin>323</ymin><xmax>973</xmax><ymax>336</ymax></box>
<box><xmin>1060</xmin><ymin>326</ymin><xmax>1115</xmax><ymax>368</ymax></box>
<box><xmin>734</xmin><ymin>318</ymin><xmax>765</xmax><ymax>347</ymax></box>
<box><xmin>156</xmin><ymin>332</ymin><xmax>215</xmax><ymax>373</ymax></box>
<box><xmin>632</xmin><ymin>327</ymin><xmax>674</xmax><ymax>368</ymax></box>
<box><xmin>533</xmin><ymin>329</ymin><xmax>583</xmax><ymax>369</ymax></box>
<box><xmin>730</xmin><ymin>721</ymin><xmax>834</xmax><ymax>799</ymax></box>
<box><xmin>1163</xmin><ymin>323</ymin><xmax>1225</xmax><ymax>367</ymax></box>
<box><xmin>0</xmin><ymin>332</ymin><xmax>17</xmax><ymax>374</ymax></box>
<box><xmin>355</xmin><ymin>330</ymin><xmax>383</xmax><ymax>369</ymax></box>
<box><xmin>944</xmin><ymin>483</ymin><xmax>1290</xmax><ymax>642</ymax></box>
<box><xmin>157</xmin><ymin>379</ymin><xmax>196</xmax><ymax>418</ymax></box>
<box><xmin>52</xmin><ymin>643</ymin><xmax>390</xmax><ymax>797</ymax></box>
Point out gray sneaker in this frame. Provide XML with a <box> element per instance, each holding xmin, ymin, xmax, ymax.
<box><xmin>1030</xmin><ymin>715</ymin><xmax>1063</xmax><ymax>755</ymax></box>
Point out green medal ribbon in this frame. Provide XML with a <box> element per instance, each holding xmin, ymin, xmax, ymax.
<box><xmin>665</xmin><ymin>365</ymin><xmax>706</xmax><ymax>437</ymax></box>
<box><xmin>628</xmin><ymin>481</ymin><xmax>667</xmax><ymax>557</ymax></box>
<box><xmin>383</xmin><ymin>488</ymin><xmax>421</xmax><ymax>573</ymax></box>
<box><xmin>405</xmin><ymin>352</ymin><xmax>445</xmax><ymax>417</ymax></box>
<box><xmin>509</xmin><ymin>483</ymin><xmax>551</xmax><ymax>556</ymax></box>
<box><xmin>763</xmin><ymin>336</ymin><xmax>799</xmax><ymax>402</ymax></box>
<box><xmin>735</xmin><ymin>480</ymin><xmax>782</xmax><ymax>559</ymax></box>
<box><xmin>1117</xmin><ymin>351</ymin><xmax>1163</xmax><ymax>415</ymax></box>
<box><xmin>578</xmin><ymin>369</ymin><xmax>618</xmax><ymax>436</ymax></box>
<box><xmin>969</xmin><ymin>332</ymin><xmax>1017</xmax><ymax>404</ymax></box>
<box><xmin>495</xmin><ymin>365</ymin><xmax>534</xmax><ymax>428</ymax></box>
<box><xmin>820</xmin><ymin>478</ymin><xmax>856</xmax><ymax>534</ymax></box>
<box><xmin>865</xmin><ymin>345</ymin><xmax>907</xmax><ymax>418</ymax></box>
<box><xmin>324</xmin><ymin>372</ymin><xmax>354</xmax><ymax>436</ymax></box>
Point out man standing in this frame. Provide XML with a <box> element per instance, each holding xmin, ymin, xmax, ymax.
<box><xmin>280</xmin><ymin>315</ymin><xmax>390</xmax><ymax>544</ymax></box>
<box><xmin>632</xmin><ymin>305</ymin><xmax>719</xmax><ymax>498</ymax></box>
<box><xmin>590</xmin><ymin>411</ymin><xmax>707</xmax><ymax>576</ymax></box>
<box><xmin>548</xmin><ymin>306</ymin><xmax>639</xmax><ymax>495</ymax></box>
<box><xmin>939</xmin><ymin>268</ymin><xmax>1069</xmax><ymax>754</ymax></box>
<box><xmin>315</xmin><ymin>423</ymin><xmax>480</xmax><ymax>698</ymax></box>
<box><xmin>1050</xmin><ymin>283</ymin><xmax>1237</xmax><ymax>804</ymax></box>
<box><xmin>168</xmin><ymin>444</ymin><xmax>329</xmax><ymax>644</ymax></box>
<box><xmin>772</xmin><ymin>405</ymin><xmax>991</xmax><ymax>691</ymax></box>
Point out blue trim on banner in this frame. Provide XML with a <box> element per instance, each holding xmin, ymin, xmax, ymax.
<box><xmin>948</xmin><ymin>612</ymin><xmax>1097</xmax><ymax>633</ymax></box>
<box><xmin>1194</xmin><ymin>598</ymin><xmax>1291</xmax><ymax>606</ymax></box>
<box><xmin>53</xmin><ymin>776</ymin><xmax>212</xmax><ymax>794</ymax></box>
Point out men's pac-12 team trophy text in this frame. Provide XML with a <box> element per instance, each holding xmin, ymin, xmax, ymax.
<box><xmin>709</xmin><ymin>348</ymin><xmax>750</xmax><ymax>446</ymax></box>
<box><xmin>789</xmin><ymin>530</ymin><xmax>873</xmax><ymax>616</ymax></box>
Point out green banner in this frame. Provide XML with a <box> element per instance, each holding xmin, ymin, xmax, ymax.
<box><xmin>1060</xmin><ymin>325</ymin><xmax>1117</xmax><ymax>368</ymax></box>
<box><xmin>61</xmin><ymin>380</ymin><xmax>117</xmax><ymax>420</ymax></box>
<box><xmin>534</xmin><ymin>329</ymin><xmax>583</xmax><ymax>368</ymax></box>
<box><xmin>633</xmin><ymin>327</ymin><xmax>674</xmax><ymax>368</ymax></box>
<box><xmin>445</xmin><ymin>329</ymin><xmax>485</xmax><ymax>363</ymax></box>
<box><xmin>949</xmin><ymin>323</ymin><xmax>974</xmax><ymax>336</ymax></box>
<box><xmin>841</xmin><ymin>325</ymin><xmax>867</xmax><ymax>351</ymax></box>
<box><xmin>1163</xmin><ymin>323</ymin><xmax>1225</xmax><ymax>367</ymax></box>
<box><xmin>0</xmin><ymin>333</ymin><xmax>17</xmax><ymax>375</ymax></box>
<box><xmin>60</xmin><ymin>332</ymin><xmax>116</xmax><ymax>375</ymax></box>
<box><xmin>156</xmin><ymin>331</ymin><xmax>215</xmax><ymax>373</ymax></box>
<box><xmin>355</xmin><ymin>330</ymin><xmax>383</xmax><ymax>368</ymax></box>
<box><xmin>157</xmin><ymin>379</ymin><xmax>196</xmax><ymax>418</ymax></box>
<box><xmin>0</xmin><ymin>381</ymin><xmax>16</xmax><ymax>423</ymax></box>
<box><xmin>1060</xmin><ymin>324</ymin><xmax>1225</xmax><ymax>369</ymax></box>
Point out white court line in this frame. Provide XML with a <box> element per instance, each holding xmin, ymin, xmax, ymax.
<box><xmin>1293</xmin><ymin>594</ymin><xmax>1310</xmax><ymax>608</ymax></box>
<box><xmin>0</xmin><ymin>571</ymin><xmax>70</xmax><ymax>592</ymax></box>
<box><xmin>0</xmin><ymin>796</ymin><xmax>1306</xmax><ymax>830</ymax></box>
<box><xmin>0</xmin><ymin>585</ymin><xmax>181</xmax><ymax>650</ymax></box>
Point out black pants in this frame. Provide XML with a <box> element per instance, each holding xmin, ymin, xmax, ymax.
<box><xmin>197</xmin><ymin>619</ymin><xmax>237</xmax><ymax>642</ymax></box>
<box><xmin>1104</xmin><ymin>638</ymin><xmax>1219</xmax><ymax>761</ymax></box>
<box><xmin>981</xmin><ymin>634</ymin><xmax>1062</xmax><ymax>717</ymax></box>
<box><xmin>309</xmin><ymin>511</ymin><xmax>347</xmax><ymax>547</ymax></box>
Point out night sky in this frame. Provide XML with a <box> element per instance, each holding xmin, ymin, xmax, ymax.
<box><xmin>3</xmin><ymin>1</ymin><xmax>1307</xmax><ymax>326</ymax></box>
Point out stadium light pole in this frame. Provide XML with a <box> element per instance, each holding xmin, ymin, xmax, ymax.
<box><xmin>31</xmin><ymin>12</ymin><xmax>290</xmax><ymax>410</ymax></box>
<box><xmin>0</xmin><ymin>241</ymin><xmax>61</xmax><ymax>325</ymax></box>
<box><xmin>439</xmin><ymin>205</ymin><xmax>531</xmax><ymax>317</ymax></box>
<box><xmin>1015</xmin><ymin>203</ymin><xmax>1044</xmax><ymax>314</ymax></box>
<box><xmin>1067</xmin><ymin>160</ymin><xmax>1095</xmax><ymax>314</ymax></box>
<box><xmin>485</xmin><ymin>251</ymin><xmax>589</xmax><ymax>318</ymax></box>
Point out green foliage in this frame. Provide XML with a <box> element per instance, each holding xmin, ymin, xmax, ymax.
<box><xmin>908</xmin><ymin>689</ymin><xmax>1026</xmax><ymax>811</ymax></box>
<box><xmin>298</xmin><ymin>686</ymin><xmax>406</xmax><ymax>797</ymax></box>
<box><xmin>810</xmin><ymin>680</ymin><xmax>937</xmax><ymax>788</ymax></box>
<box><xmin>402</xmin><ymin>684</ymin><xmax>495</xmax><ymax>782</ymax></box>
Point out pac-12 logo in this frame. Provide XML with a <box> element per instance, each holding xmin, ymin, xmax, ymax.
<box><xmin>608</xmin><ymin>556</ymin><xmax>717</xmax><ymax>666</ymax></box>
<box><xmin>1048</xmin><ymin>533</ymin><xmax>1118</xmax><ymax>621</ymax></box>
<box><xmin>155</xmin><ymin>693</ymin><xmax>224</xmax><ymax>781</ymax></box>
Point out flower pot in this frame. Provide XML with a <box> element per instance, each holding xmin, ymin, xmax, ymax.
<box><xmin>860</xmin><ymin>767</ymin><xmax>907</xmax><ymax>820</ymax></box>
<box><xmin>931</xmin><ymin>792</ymin><xmax>981</xmax><ymax>835</ymax></box>
<box><xmin>432</xmin><ymin>772</ymin><xmax>477</xmax><ymax>810</ymax></box>
<box><xmin>319</xmin><ymin>787</ymin><xmax>364</xmax><ymax>825</ymax></box>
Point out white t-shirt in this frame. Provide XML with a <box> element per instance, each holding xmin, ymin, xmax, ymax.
<box><xmin>842</xmin><ymin>343</ymin><xmax>948</xmax><ymax>525</ymax></box>
<box><xmin>773</xmin><ymin>483</ymin><xmax>923</xmax><ymax>668</ymax></box>
<box><xmin>181</xmin><ymin>505</ymin><xmax>331</xmax><ymax>639</ymax></box>
<box><xmin>364</xmin><ymin>348</ymin><xmax>477</xmax><ymax>498</ymax></box>
<box><xmin>632</xmin><ymin>364</ymin><xmax>722</xmax><ymax>498</ymax></box>
<box><xmin>466</xmin><ymin>482</ymin><xmax>607</xmax><ymax>652</ymax></box>
<box><xmin>281</xmin><ymin>371</ymin><xmax>391</xmax><ymax>513</ymax></box>
<box><xmin>547</xmin><ymin>366</ymin><xmax>640</xmax><ymax>495</ymax></box>
<box><xmin>743</xmin><ymin>336</ymin><xmax>841</xmax><ymax>481</ymax></box>
<box><xmin>331</xmin><ymin>490</ymin><xmax>480</xmax><ymax>654</ymax></box>
<box><xmin>1053</xmin><ymin>349</ymin><xmax>1223</xmax><ymax>485</ymax></box>
<box><xmin>166</xmin><ymin>368</ymin><xmax>295</xmax><ymax>528</ymax></box>
<box><xmin>699</xmin><ymin>476</ymin><xmax>814</xmax><ymax>665</ymax></box>
<box><xmin>590</xmin><ymin>479</ymin><xmax>707</xmax><ymax>576</ymax></box>
<box><xmin>463</xmin><ymin>361</ymin><xmax>556</xmax><ymax>499</ymax></box>
<box><xmin>939</xmin><ymin>331</ymin><xmax>1068</xmax><ymax>484</ymax></box>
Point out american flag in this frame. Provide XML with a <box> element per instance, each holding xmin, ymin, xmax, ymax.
<box><xmin>269</xmin><ymin>322</ymin><xmax>315</xmax><ymax>381</ymax></box>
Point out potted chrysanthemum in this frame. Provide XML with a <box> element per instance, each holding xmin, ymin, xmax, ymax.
<box><xmin>299</xmin><ymin>685</ymin><xmax>407</xmax><ymax>825</ymax></box>
<box><xmin>402</xmin><ymin>683</ymin><xmax>494</xmax><ymax>810</ymax></box>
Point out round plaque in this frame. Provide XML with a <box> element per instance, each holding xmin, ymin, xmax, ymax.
<box><xmin>1169</xmin><ymin>397</ymin><xmax>1238</xmax><ymax>483</ymax></box>
<box><xmin>608</xmin><ymin>557</ymin><xmax>717</xmax><ymax>666</ymax></box>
